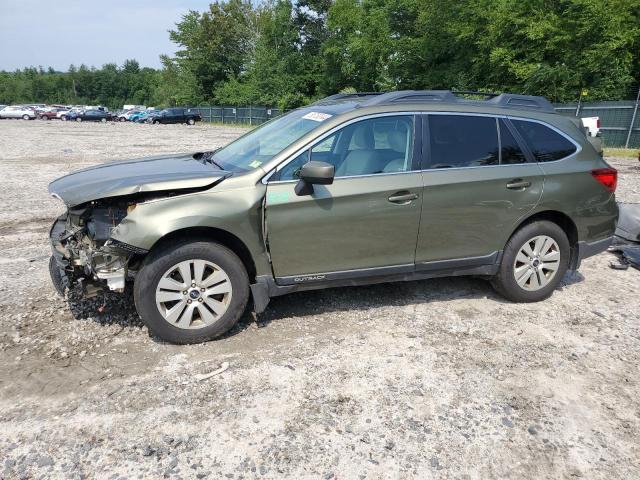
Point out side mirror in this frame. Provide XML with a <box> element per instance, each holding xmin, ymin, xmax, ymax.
<box><xmin>294</xmin><ymin>161</ymin><xmax>335</xmax><ymax>196</ymax></box>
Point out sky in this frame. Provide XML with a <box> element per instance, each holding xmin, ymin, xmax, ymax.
<box><xmin>0</xmin><ymin>0</ymin><xmax>213</xmax><ymax>71</ymax></box>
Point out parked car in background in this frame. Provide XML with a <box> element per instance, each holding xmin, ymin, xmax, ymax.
<box><xmin>581</xmin><ymin>117</ymin><xmax>600</xmax><ymax>137</ymax></box>
<box><xmin>73</xmin><ymin>109</ymin><xmax>112</xmax><ymax>122</ymax></box>
<box><xmin>58</xmin><ymin>107</ymin><xmax>84</xmax><ymax>120</ymax></box>
<box><xmin>117</xmin><ymin>109</ymin><xmax>141</xmax><ymax>122</ymax></box>
<box><xmin>0</xmin><ymin>105</ymin><xmax>36</xmax><ymax>120</ymax></box>
<box><xmin>149</xmin><ymin>108</ymin><xmax>201</xmax><ymax>125</ymax></box>
<box><xmin>130</xmin><ymin>109</ymin><xmax>161</xmax><ymax>123</ymax></box>
<box><xmin>39</xmin><ymin>107</ymin><xmax>66</xmax><ymax>120</ymax></box>
<box><xmin>127</xmin><ymin>110</ymin><xmax>148</xmax><ymax>122</ymax></box>
<box><xmin>48</xmin><ymin>90</ymin><xmax>618</xmax><ymax>344</ymax></box>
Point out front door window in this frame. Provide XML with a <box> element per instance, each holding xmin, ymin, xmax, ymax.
<box><xmin>275</xmin><ymin>115</ymin><xmax>415</xmax><ymax>181</ymax></box>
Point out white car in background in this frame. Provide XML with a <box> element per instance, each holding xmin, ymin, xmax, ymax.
<box><xmin>57</xmin><ymin>107</ymin><xmax>84</xmax><ymax>120</ymax></box>
<box><xmin>0</xmin><ymin>105</ymin><xmax>36</xmax><ymax>120</ymax></box>
<box><xmin>581</xmin><ymin>116</ymin><xmax>600</xmax><ymax>137</ymax></box>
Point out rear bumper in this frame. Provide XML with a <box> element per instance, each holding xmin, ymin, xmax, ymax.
<box><xmin>574</xmin><ymin>236</ymin><xmax>613</xmax><ymax>269</ymax></box>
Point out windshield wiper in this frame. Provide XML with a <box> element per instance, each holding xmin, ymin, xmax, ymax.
<box><xmin>198</xmin><ymin>150</ymin><xmax>224</xmax><ymax>169</ymax></box>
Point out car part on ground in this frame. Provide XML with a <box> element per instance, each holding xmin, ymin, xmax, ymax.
<box><xmin>48</xmin><ymin>90</ymin><xmax>619</xmax><ymax>344</ymax></box>
<box><xmin>609</xmin><ymin>244</ymin><xmax>640</xmax><ymax>270</ymax></box>
<box><xmin>614</xmin><ymin>203</ymin><xmax>640</xmax><ymax>243</ymax></box>
<box><xmin>608</xmin><ymin>202</ymin><xmax>640</xmax><ymax>270</ymax></box>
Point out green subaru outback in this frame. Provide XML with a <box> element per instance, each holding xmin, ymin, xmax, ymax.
<box><xmin>49</xmin><ymin>91</ymin><xmax>618</xmax><ymax>344</ymax></box>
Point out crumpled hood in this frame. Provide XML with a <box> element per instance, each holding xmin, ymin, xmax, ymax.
<box><xmin>49</xmin><ymin>152</ymin><xmax>229</xmax><ymax>206</ymax></box>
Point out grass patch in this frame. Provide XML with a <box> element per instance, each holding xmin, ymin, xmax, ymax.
<box><xmin>604</xmin><ymin>147</ymin><xmax>639</xmax><ymax>159</ymax></box>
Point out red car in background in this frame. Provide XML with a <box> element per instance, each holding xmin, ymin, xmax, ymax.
<box><xmin>39</xmin><ymin>107</ymin><xmax>67</xmax><ymax>120</ymax></box>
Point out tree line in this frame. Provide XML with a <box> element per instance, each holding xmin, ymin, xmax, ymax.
<box><xmin>1</xmin><ymin>0</ymin><xmax>639</xmax><ymax>110</ymax></box>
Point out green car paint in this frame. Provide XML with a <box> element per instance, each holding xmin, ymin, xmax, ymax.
<box><xmin>48</xmin><ymin>91</ymin><xmax>618</xmax><ymax>312</ymax></box>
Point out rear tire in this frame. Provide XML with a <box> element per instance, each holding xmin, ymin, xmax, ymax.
<box><xmin>153</xmin><ymin>120</ymin><xmax>160</xmax><ymax>125</ymax></box>
<box><xmin>76</xmin><ymin>117</ymin><xmax>82</xmax><ymax>122</ymax></box>
<box><xmin>22</xmin><ymin>114</ymin><xmax>30</xmax><ymax>120</ymax></box>
<box><xmin>134</xmin><ymin>240</ymin><xmax>250</xmax><ymax>344</ymax></box>
<box><xmin>491</xmin><ymin>220</ymin><xmax>570</xmax><ymax>302</ymax></box>
<box><xmin>187</xmin><ymin>118</ymin><xmax>195</xmax><ymax>125</ymax></box>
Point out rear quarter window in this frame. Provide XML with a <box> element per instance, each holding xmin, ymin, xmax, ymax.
<box><xmin>512</xmin><ymin>120</ymin><xmax>577</xmax><ymax>162</ymax></box>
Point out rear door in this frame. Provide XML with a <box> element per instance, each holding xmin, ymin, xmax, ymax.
<box><xmin>416</xmin><ymin>114</ymin><xmax>545</xmax><ymax>267</ymax></box>
<box><xmin>265</xmin><ymin>114</ymin><xmax>424</xmax><ymax>282</ymax></box>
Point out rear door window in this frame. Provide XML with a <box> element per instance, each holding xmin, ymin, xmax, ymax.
<box><xmin>428</xmin><ymin>115</ymin><xmax>499</xmax><ymax>168</ymax></box>
<box><xmin>511</xmin><ymin>120</ymin><xmax>577</xmax><ymax>162</ymax></box>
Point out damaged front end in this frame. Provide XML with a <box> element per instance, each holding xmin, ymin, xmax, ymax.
<box><xmin>49</xmin><ymin>200</ymin><xmax>146</xmax><ymax>297</ymax></box>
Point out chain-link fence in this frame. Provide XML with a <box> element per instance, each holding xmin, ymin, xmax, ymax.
<box><xmin>554</xmin><ymin>100</ymin><xmax>640</xmax><ymax>148</ymax></box>
<box><xmin>553</xmin><ymin>87</ymin><xmax>640</xmax><ymax>148</ymax></box>
<box><xmin>186</xmin><ymin>106</ymin><xmax>283</xmax><ymax>125</ymax></box>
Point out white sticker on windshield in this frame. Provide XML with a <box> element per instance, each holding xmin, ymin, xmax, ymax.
<box><xmin>302</xmin><ymin>111</ymin><xmax>332</xmax><ymax>122</ymax></box>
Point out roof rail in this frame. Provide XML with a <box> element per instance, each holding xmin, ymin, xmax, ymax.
<box><xmin>357</xmin><ymin>90</ymin><xmax>556</xmax><ymax>113</ymax></box>
<box><xmin>451</xmin><ymin>90</ymin><xmax>500</xmax><ymax>98</ymax></box>
<box><xmin>485</xmin><ymin>93</ymin><xmax>555</xmax><ymax>112</ymax></box>
<box><xmin>312</xmin><ymin>92</ymin><xmax>380</xmax><ymax>105</ymax></box>
<box><xmin>359</xmin><ymin>90</ymin><xmax>458</xmax><ymax>106</ymax></box>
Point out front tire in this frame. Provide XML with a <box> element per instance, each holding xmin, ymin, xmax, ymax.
<box><xmin>22</xmin><ymin>114</ymin><xmax>30</xmax><ymax>120</ymax></box>
<box><xmin>134</xmin><ymin>240</ymin><xmax>249</xmax><ymax>344</ymax></box>
<box><xmin>187</xmin><ymin>118</ymin><xmax>195</xmax><ymax>125</ymax></box>
<box><xmin>491</xmin><ymin>220</ymin><xmax>570</xmax><ymax>302</ymax></box>
<box><xmin>76</xmin><ymin>117</ymin><xmax>82</xmax><ymax>122</ymax></box>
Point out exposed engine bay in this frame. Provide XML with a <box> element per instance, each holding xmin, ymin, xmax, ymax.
<box><xmin>49</xmin><ymin>199</ymin><xmax>146</xmax><ymax>297</ymax></box>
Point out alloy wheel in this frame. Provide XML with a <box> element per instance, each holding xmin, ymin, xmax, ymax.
<box><xmin>155</xmin><ymin>259</ymin><xmax>232</xmax><ymax>329</ymax></box>
<box><xmin>513</xmin><ymin>235</ymin><xmax>561</xmax><ymax>291</ymax></box>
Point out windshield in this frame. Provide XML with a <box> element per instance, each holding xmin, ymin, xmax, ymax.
<box><xmin>211</xmin><ymin>109</ymin><xmax>333</xmax><ymax>172</ymax></box>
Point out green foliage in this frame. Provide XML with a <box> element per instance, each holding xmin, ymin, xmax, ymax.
<box><xmin>0</xmin><ymin>61</ymin><xmax>162</xmax><ymax>108</ymax></box>
<box><xmin>1</xmin><ymin>0</ymin><xmax>638</xmax><ymax>108</ymax></box>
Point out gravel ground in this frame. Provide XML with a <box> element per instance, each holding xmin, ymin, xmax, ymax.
<box><xmin>0</xmin><ymin>120</ymin><xmax>639</xmax><ymax>480</ymax></box>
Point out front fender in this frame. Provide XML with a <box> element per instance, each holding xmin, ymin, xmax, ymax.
<box><xmin>110</xmin><ymin>184</ymin><xmax>270</xmax><ymax>275</ymax></box>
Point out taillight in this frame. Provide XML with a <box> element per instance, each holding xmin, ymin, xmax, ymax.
<box><xmin>591</xmin><ymin>167</ymin><xmax>617</xmax><ymax>193</ymax></box>
<box><xmin>596</xmin><ymin>118</ymin><xmax>601</xmax><ymax>129</ymax></box>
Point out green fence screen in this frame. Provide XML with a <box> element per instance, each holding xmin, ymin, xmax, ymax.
<box><xmin>186</xmin><ymin>106</ymin><xmax>283</xmax><ymax>125</ymax></box>
<box><xmin>554</xmin><ymin>100</ymin><xmax>640</xmax><ymax>148</ymax></box>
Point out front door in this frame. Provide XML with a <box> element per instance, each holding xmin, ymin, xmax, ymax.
<box><xmin>416</xmin><ymin>114</ymin><xmax>545</xmax><ymax>267</ymax></box>
<box><xmin>265</xmin><ymin>115</ymin><xmax>423</xmax><ymax>283</ymax></box>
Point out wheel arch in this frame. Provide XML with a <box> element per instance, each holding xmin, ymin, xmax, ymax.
<box><xmin>147</xmin><ymin>226</ymin><xmax>257</xmax><ymax>282</ymax></box>
<box><xmin>509</xmin><ymin>210</ymin><xmax>579</xmax><ymax>269</ymax></box>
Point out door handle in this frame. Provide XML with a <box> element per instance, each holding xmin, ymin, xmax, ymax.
<box><xmin>388</xmin><ymin>192</ymin><xmax>419</xmax><ymax>204</ymax></box>
<box><xmin>506</xmin><ymin>179</ymin><xmax>532</xmax><ymax>190</ymax></box>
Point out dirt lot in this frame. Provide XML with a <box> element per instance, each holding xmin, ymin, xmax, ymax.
<box><xmin>0</xmin><ymin>120</ymin><xmax>639</xmax><ymax>480</ymax></box>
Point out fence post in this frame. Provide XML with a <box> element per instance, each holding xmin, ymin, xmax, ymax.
<box><xmin>625</xmin><ymin>87</ymin><xmax>640</xmax><ymax>149</ymax></box>
<box><xmin>221</xmin><ymin>106</ymin><xmax>224</xmax><ymax>124</ymax></box>
<box><xmin>249</xmin><ymin>105</ymin><xmax>252</xmax><ymax>126</ymax></box>
<box><xmin>235</xmin><ymin>106</ymin><xmax>238</xmax><ymax>123</ymax></box>
<box><xmin>209</xmin><ymin>106</ymin><xmax>212</xmax><ymax>123</ymax></box>
<box><xmin>576</xmin><ymin>94</ymin><xmax>582</xmax><ymax>117</ymax></box>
